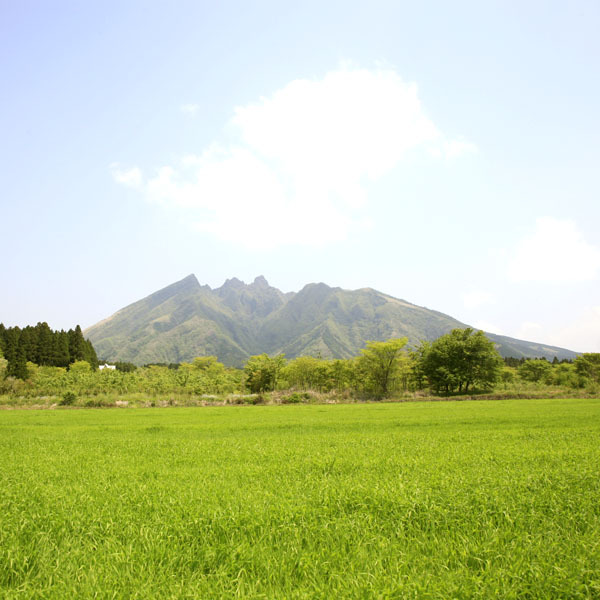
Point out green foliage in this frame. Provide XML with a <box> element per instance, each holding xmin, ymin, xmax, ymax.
<box><xmin>115</xmin><ymin>361</ymin><xmax>137</xmax><ymax>373</ymax></box>
<box><xmin>0</xmin><ymin>322</ymin><xmax>590</xmax><ymax>402</ymax></box>
<box><xmin>0</xmin><ymin>321</ymin><xmax>98</xmax><ymax>373</ymax></box>
<box><xmin>418</xmin><ymin>328</ymin><xmax>503</xmax><ymax>394</ymax></box>
<box><xmin>551</xmin><ymin>362</ymin><xmax>583</xmax><ymax>388</ymax></box>
<box><xmin>282</xmin><ymin>356</ymin><xmax>337</xmax><ymax>392</ymax></box>
<box><xmin>355</xmin><ymin>338</ymin><xmax>409</xmax><ymax>398</ymax></box>
<box><xmin>6</xmin><ymin>343</ymin><xmax>28</xmax><ymax>380</ymax></box>
<box><xmin>60</xmin><ymin>391</ymin><xmax>77</xmax><ymax>406</ymax></box>
<box><xmin>518</xmin><ymin>359</ymin><xmax>553</xmax><ymax>383</ymax></box>
<box><xmin>574</xmin><ymin>353</ymin><xmax>600</xmax><ymax>384</ymax></box>
<box><xmin>280</xmin><ymin>391</ymin><xmax>312</xmax><ymax>404</ymax></box>
<box><xmin>500</xmin><ymin>367</ymin><xmax>516</xmax><ymax>384</ymax></box>
<box><xmin>191</xmin><ymin>356</ymin><xmax>221</xmax><ymax>371</ymax></box>
<box><xmin>244</xmin><ymin>354</ymin><xmax>286</xmax><ymax>393</ymax></box>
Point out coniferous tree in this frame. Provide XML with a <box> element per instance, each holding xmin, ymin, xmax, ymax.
<box><xmin>20</xmin><ymin>327</ymin><xmax>37</xmax><ymax>363</ymax></box>
<box><xmin>84</xmin><ymin>339</ymin><xmax>99</xmax><ymax>369</ymax></box>
<box><xmin>3</xmin><ymin>328</ymin><xmax>18</xmax><ymax>367</ymax></box>
<box><xmin>7</xmin><ymin>339</ymin><xmax>28</xmax><ymax>380</ymax></box>
<box><xmin>68</xmin><ymin>325</ymin><xmax>86</xmax><ymax>363</ymax></box>
<box><xmin>36</xmin><ymin>322</ymin><xmax>53</xmax><ymax>365</ymax></box>
<box><xmin>0</xmin><ymin>322</ymin><xmax>98</xmax><ymax>372</ymax></box>
<box><xmin>54</xmin><ymin>331</ymin><xmax>71</xmax><ymax>367</ymax></box>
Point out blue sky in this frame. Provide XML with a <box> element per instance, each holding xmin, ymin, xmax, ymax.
<box><xmin>1</xmin><ymin>0</ymin><xmax>599</xmax><ymax>352</ymax></box>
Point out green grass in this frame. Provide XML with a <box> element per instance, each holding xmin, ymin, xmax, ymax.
<box><xmin>1</xmin><ymin>399</ymin><xmax>599</xmax><ymax>598</ymax></box>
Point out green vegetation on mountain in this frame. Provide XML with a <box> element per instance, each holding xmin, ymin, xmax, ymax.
<box><xmin>84</xmin><ymin>274</ymin><xmax>578</xmax><ymax>366</ymax></box>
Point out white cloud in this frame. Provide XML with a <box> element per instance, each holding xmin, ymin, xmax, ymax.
<box><xmin>552</xmin><ymin>306</ymin><xmax>600</xmax><ymax>353</ymax></box>
<box><xmin>508</xmin><ymin>217</ymin><xmax>600</xmax><ymax>283</ymax></box>
<box><xmin>430</xmin><ymin>139</ymin><xmax>478</xmax><ymax>159</ymax></box>
<box><xmin>114</xmin><ymin>66</ymin><xmax>475</xmax><ymax>248</ymax></box>
<box><xmin>515</xmin><ymin>321</ymin><xmax>544</xmax><ymax>341</ymax></box>
<box><xmin>473</xmin><ymin>320</ymin><xmax>504</xmax><ymax>335</ymax></box>
<box><xmin>109</xmin><ymin>164</ymin><xmax>142</xmax><ymax>188</ymax></box>
<box><xmin>543</xmin><ymin>307</ymin><xmax>600</xmax><ymax>353</ymax></box>
<box><xmin>513</xmin><ymin>308</ymin><xmax>600</xmax><ymax>353</ymax></box>
<box><xmin>463</xmin><ymin>289</ymin><xmax>494</xmax><ymax>309</ymax></box>
<box><xmin>180</xmin><ymin>103</ymin><xmax>200</xmax><ymax>116</ymax></box>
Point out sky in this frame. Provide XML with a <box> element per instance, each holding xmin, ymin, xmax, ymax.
<box><xmin>1</xmin><ymin>0</ymin><xmax>599</xmax><ymax>352</ymax></box>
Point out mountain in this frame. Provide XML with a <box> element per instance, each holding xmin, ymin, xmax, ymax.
<box><xmin>84</xmin><ymin>275</ymin><xmax>579</xmax><ymax>366</ymax></box>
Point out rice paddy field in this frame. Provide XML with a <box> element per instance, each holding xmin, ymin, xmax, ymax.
<box><xmin>1</xmin><ymin>399</ymin><xmax>599</xmax><ymax>599</ymax></box>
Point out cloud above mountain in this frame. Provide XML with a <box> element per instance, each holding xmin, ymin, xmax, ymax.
<box><xmin>112</xmin><ymin>65</ymin><xmax>475</xmax><ymax>249</ymax></box>
<box><xmin>508</xmin><ymin>217</ymin><xmax>600</xmax><ymax>283</ymax></box>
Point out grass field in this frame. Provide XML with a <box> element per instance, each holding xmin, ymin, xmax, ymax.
<box><xmin>1</xmin><ymin>399</ymin><xmax>599</xmax><ymax>598</ymax></box>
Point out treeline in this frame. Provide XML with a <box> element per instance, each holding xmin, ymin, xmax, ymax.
<box><xmin>503</xmin><ymin>356</ymin><xmax>572</xmax><ymax>367</ymax></box>
<box><xmin>0</xmin><ymin>322</ymin><xmax>98</xmax><ymax>379</ymax></box>
<box><xmin>1</xmin><ymin>327</ymin><xmax>599</xmax><ymax>402</ymax></box>
<box><xmin>507</xmin><ymin>355</ymin><xmax>598</xmax><ymax>388</ymax></box>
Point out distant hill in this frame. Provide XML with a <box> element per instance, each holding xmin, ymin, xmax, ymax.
<box><xmin>84</xmin><ymin>275</ymin><xmax>579</xmax><ymax>366</ymax></box>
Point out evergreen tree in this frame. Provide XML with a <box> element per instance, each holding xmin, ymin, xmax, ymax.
<box><xmin>7</xmin><ymin>339</ymin><xmax>28</xmax><ymax>380</ymax></box>
<box><xmin>0</xmin><ymin>323</ymin><xmax>6</xmax><ymax>355</ymax></box>
<box><xmin>3</xmin><ymin>328</ymin><xmax>18</xmax><ymax>367</ymax></box>
<box><xmin>84</xmin><ymin>338</ymin><xmax>99</xmax><ymax>369</ymax></box>
<box><xmin>20</xmin><ymin>327</ymin><xmax>37</xmax><ymax>363</ymax></box>
<box><xmin>68</xmin><ymin>325</ymin><xmax>86</xmax><ymax>363</ymax></box>
<box><xmin>0</xmin><ymin>322</ymin><xmax>98</xmax><ymax>372</ymax></box>
<box><xmin>36</xmin><ymin>322</ymin><xmax>53</xmax><ymax>365</ymax></box>
<box><xmin>53</xmin><ymin>331</ymin><xmax>71</xmax><ymax>367</ymax></box>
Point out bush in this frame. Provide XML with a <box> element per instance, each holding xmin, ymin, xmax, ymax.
<box><xmin>281</xmin><ymin>392</ymin><xmax>312</xmax><ymax>404</ymax></box>
<box><xmin>60</xmin><ymin>391</ymin><xmax>76</xmax><ymax>406</ymax></box>
<box><xmin>84</xmin><ymin>398</ymin><xmax>115</xmax><ymax>408</ymax></box>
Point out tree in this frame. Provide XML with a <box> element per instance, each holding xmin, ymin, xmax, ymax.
<box><xmin>53</xmin><ymin>331</ymin><xmax>71</xmax><ymax>368</ymax></box>
<box><xmin>7</xmin><ymin>340</ymin><xmax>28</xmax><ymax>380</ymax></box>
<box><xmin>191</xmin><ymin>356</ymin><xmax>224</xmax><ymax>373</ymax></box>
<box><xmin>36</xmin><ymin>322</ymin><xmax>53</xmax><ymax>365</ymax></box>
<box><xmin>84</xmin><ymin>338</ymin><xmax>99</xmax><ymax>369</ymax></box>
<box><xmin>356</xmin><ymin>338</ymin><xmax>409</xmax><ymax>398</ymax></box>
<box><xmin>418</xmin><ymin>328</ymin><xmax>502</xmax><ymax>394</ymax></box>
<box><xmin>115</xmin><ymin>361</ymin><xmax>137</xmax><ymax>373</ymax></box>
<box><xmin>282</xmin><ymin>356</ymin><xmax>335</xmax><ymax>392</ymax></box>
<box><xmin>518</xmin><ymin>359</ymin><xmax>553</xmax><ymax>383</ymax></box>
<box><xmin>244</xmin><ymin>354</ymin><xmax>286</xmax><ymax>394</ymax></box>
<box><xmin>68</xmin><ymin>325</ymin><xmax>86</xmax><ymax>363</ymax></box>
<box><xmin>574</xmin><ymin>353</ymin><xmax>600</xmax><ymax>384</ymax></box>
<box><xmin>552</xmin><ymin>362</ymin><xmax>582</xmax><ymax>388</ymax></box>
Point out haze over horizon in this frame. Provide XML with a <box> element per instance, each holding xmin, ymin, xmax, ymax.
<box><xmin>2</xmin><ymin>1</ymin><xmax>599</xmax><ymax>352</ymax></box>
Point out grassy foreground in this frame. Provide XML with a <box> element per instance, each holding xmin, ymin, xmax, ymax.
<box><xmin>1</xmin><ymin>400</ymin><xmax>599</xmax><ymax>598</ymax></box>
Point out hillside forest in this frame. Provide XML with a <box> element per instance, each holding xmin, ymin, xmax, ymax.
<box><xmin>1</xmin><ymin>323</ymin><xmax>599</xmax><ymax>405</ymax></box>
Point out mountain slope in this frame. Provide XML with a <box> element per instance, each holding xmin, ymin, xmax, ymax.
<box><xmin>85</xmin><ymin>275</ymin><xmax>579</xmax><ymax>365</ymax></box>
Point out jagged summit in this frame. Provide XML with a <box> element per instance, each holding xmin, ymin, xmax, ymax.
<box><xmin>216</xmin><ymin>275</ymin><xmax>271</xmax><ymax>290</ymax></box>
<box><xmin>218</xmin><ymin>277</ymin><xmax>245</xmax><ymax>291</ymax></box>
<box><xmin>252</xmin><ymin>275</ymin><xmax>269</xmax><ymax>287</ymax></box>
<box><xmin>85</xmin><ymin>276</ymin><xmax>579</xmax><ymax>366</ymax></box>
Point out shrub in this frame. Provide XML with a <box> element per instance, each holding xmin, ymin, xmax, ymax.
<box><xmin>281</xmin><ymin>392</ymin><xmax>312</xmax><ymax>404</ymax></box>
<box><xmin>60</xmin><ymin>391</ymin><xmax>77</xmax><ymax>406</ymax></box>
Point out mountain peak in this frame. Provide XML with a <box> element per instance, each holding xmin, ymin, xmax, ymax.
<box><xmin>182</xmin><ymin>273</ymin><xmax>200</xmax><ymax>286</ymax></box>
<box><xmin>86</xmin><ymin>276</ymin><xmax>580</xmax><ymax>366</ymax></box>
<box><xmin>147</xmin><ymin>273</ymin><xmax>200</xmax><ymax>302</ymax></box>
<box><xmin>220</xmin><ymin>277</ymin><xmax>245</xmax><ymax>290</ymax></box>
<box><xmin>252</xmin><ymin>275</ymin><xmax>269</xmax><ymax>287</ymax></box>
